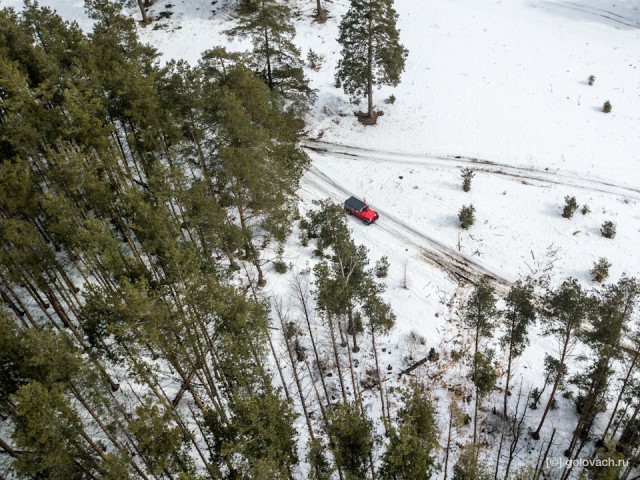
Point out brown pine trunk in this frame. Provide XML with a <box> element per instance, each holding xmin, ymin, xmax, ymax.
<box><xmin>328</xmin><ymin>313</ymin><xmax>347</xmax><ymax>403</ymax></box>
<box><xmin>275</xmin><ymin>303</ymin><xmax>315</xmax><ymax>440</ymax></box>
<box><xmin>533</xmin><ymin>428</ymin><xmax>556</xmax><ymax>480</ymax></box>
<box><xmin>494</xmin><ymin>430</ymin><xmax>505</xmax><ymax>480</ymax></box>
<box><xmin>264</xmin><ymin>25</ymin><xmax>273</xmax><ymax>90</ymax></box>
<box><xmin>0</xmin><ymin>437</ymin><xmax>19</xmax><ymax>458</ymax></box>
<box><xmin>371</xmin><ymin>328</ymin><xmax>388</xmax><ymax>432</ymax></box>
<box><xmin>443</xmin><ymin>405</ymin><xmax>454</xmax><ymax>480</ymax></box>
<box><xmin>137</xmin><ymin>0</ymin><xmax>150</xmax><ymax>23</ymax></box>
<box><xmin>473</xmin><ymin>321</ymin><xmax>480</xmax><ymax>444</ymax></box>
<box><xmin>603</xmin><ymin>348</ymin><xmax>639</xmax><ymax>440</ymax></box>
<box><xmin>366</xmin><ymin>8</ymin><xmax>373</xmax><ymax>118</ymax></box>
<box><xmin>503</xmin><ymin>325</ymin><xmax>515</xmax><ymax>417</ymax></box>
<box><xmin>532</xmin><ymin>332</ymin><xmax>571</xmax><ymax>440</ymax></box>
<box><xmin>294</xmin><ymin>276</ymin><xmax>331</xmax><ymax>403</ymax></box>
<box><xmin>70</xmin><ymin>385</ymin><xmax>150</xmax><ymax>480</ymax></box>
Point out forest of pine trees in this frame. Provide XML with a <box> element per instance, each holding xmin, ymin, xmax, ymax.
<box><xmin>2</xmin><ymin>1</ymin><xmax>640</xmax><ymax>480</ymax></box>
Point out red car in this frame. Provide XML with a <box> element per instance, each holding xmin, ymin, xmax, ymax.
<box><xmin>344</xmin><ymin>196</ymin><xmax>379</xmax><ymax>225</ymax></box>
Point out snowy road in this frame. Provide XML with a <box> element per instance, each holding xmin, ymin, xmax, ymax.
<box><xmin>301</xmin><ymin>166</ymin><xmax>513</xmax><ymax>294</ymax></box>
<box><xmin>302</xmin><ymin>140</ymin><xmax>640</xmax><ymax>201</ymax></box>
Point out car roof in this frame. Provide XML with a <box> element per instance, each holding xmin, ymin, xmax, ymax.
<box><xmin>345</xmin><ymin>196</ymin><xmax>367</xmax><ymax>210</ymax></box>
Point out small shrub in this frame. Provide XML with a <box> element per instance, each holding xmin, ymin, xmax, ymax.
<box><xmin>529</xmin><ymin>387</ymin><xmax>541</xmax><ymax>410</ymax></box>
<box><xmin>581</xmin><ymin>204</ymin><xmax>591</xmax><ymax>215</ymax></box>
<box><xmin>307</xmin><ymin>49</ymin><xmax>322</xmax><ymax>71</ymax></box>
<box><xmin>601</xmin><ymin>220</ymin><xmax>616</xmax><ymax>239</ymax></box>
<box><xmin>590</xmin><ymin>257</ymin><xmax>611</xmax><ymax>283</ymax></box>
<box><xmin>408</xmin><ymin>329</ymin><xmax>426</xmax><ymax>346</ymax></box>
<box><xmin>588</xmin><ymin>75</ymin><xmax>595</xmax><ymax>86</ymax></box>
<box><xmin>562</xmin><ymin>390</ymin><xmax>574</xmax><ymax>400</ymax></box>
<box><xmin>603</xmin><ymin>100</ymin><xmax>612</xmax><ymax>113</ymax></box>
<box><xmin>273</xmin><ymin>259</ymin><xmax>288</xmax><ymax>274</ymax></box>
<box><xmin>562</xmin><ymin>196</ymin><xmax>578</xmax><ymax>219</ymax></box>
<box><xmin>334</xmin><ymin>76</ymin><xmax>342</xmax><ymax>88</ymax></box>
<box><xmin>384</xmin><ymin>94</ymin><xmax>396</xmax><ymax>105</ymax></box>
<box><xmin>461</xmin><ymin>167</ymin><xmax>475</xmax><ymax>192</ymax></box>
<box><xmin>375</xmin><ymin>256</ymin><xmax>389</xmax><ymax>278</ymax></box>
<box><xmin>458</xmin><ymin>204</ymin><xmax>475</xmax><ymax>229</ymax></box>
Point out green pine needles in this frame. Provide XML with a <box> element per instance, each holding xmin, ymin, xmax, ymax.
<box><xmin>226</xmin><ymin>0</ymin><xmax>313</xmax><ymax>111</ymax></box>
<box><xmin>336</xmin><ymin>0</ymin><xmax>408</xmax><ymax>123</ymax></box>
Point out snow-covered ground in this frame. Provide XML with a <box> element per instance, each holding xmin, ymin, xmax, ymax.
<box><xmin>5</xmin><ymin>0</ymin><xmax>640</xmax><ymax>477</ymax></box>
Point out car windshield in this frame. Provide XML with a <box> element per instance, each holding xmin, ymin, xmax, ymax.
<box><xmin>361</xmin><ymin>206</ymin><xmax>369</xmax><ymax>213</ymax></box>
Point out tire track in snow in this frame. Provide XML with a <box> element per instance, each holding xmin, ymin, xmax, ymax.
<box><xmin>302</xmin><ymin>166</ymin><xmax>513</xmax><ymax>294</ymax></box>
<box><xmin>301</xmin><ymin>153</ymin><xmax>639</xmax><ymax>354</ymax></box>
<box><xmin>302</xmin><ymin>139</ymin><xmax>640</xmax><ymax>201</ymax></box>
<box><xmin>541</xmin><ymin>1</ymin><xmax>640</xmax><ymax>29</ymax></box>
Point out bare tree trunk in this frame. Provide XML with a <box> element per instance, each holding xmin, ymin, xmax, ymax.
<box><xmin>443</xmin><ymin>403</ymin><xmax>454</xmax><ymax>480</ymax></box>
<box><xmin>534</xmin><ymin>427</ymin><xmax>556</xmax><ymax>480</ymax></box>
<box><xmin>265</xmin><ymin>323</ymin><xmax>291</xmax><ymax>401</ymax></box>
<box><xmin>275</xmin><ymin>300</ymin><xmax>315</xmax><ymax>441</ymax></box>
<box><xmin>603</xmin><ymin>349</ymin><xmax>639</xmax><ymax>440</ymax></box>
<box><xmin>366</xmin><ymin>7</ymin><xmax>373</xmax><ymax>118</ymax></box>
<box><xmin>473</xmin><ymin>322</ymin><xmax>480</xmax><ymax>445</ymax></box>
<box><xmin>533</xmin><ymin>334</ymin><xmax>570</xmax><ymax>440</ymax></box>
<box><xmin>328</xmin><ymin>313</ymin><xmax>347</xmax><ymax>403</ymax></box>
<box><xmin>371</xmin><ymin>327</ymin><xmax>388</xmax><ymax>433</ymax></box>
<box><xmin>293</xmin><ymin>275</ymin><xmax>331</xmax><ymax>403</ymax></box>
<box><xmin>503</xmin><ymin>331</ymin><xmax>515</xmax><ymax>417</ymax></box>
<box><xmin>0</xmin><ymin>437</ymin><xmax>19</xmax><ymax>458</ymax></box>
<box><xmin>494</xmin><ymin>429</ymin><xmax>505</xmax><ymax>480</ymax></box>
<box><xmin>504</xmin><ymin>386</ymin><xmax>529</xmax><ymax>479</ymax></box>
<box><xmin>137</xmin><ymin>0</ymin><xmax>150</xmax><ymax>24</ymax></box>
<box><xmin>264</xmin><ymin>25</ymin><xmax>273</xmax><ymax>90</ymax></box>
<box><xmin>340</xmin><ymin>319</ymin><xmax>360</xmax><ymax>406</ymax></box>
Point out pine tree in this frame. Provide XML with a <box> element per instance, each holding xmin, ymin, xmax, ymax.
<box><xmin>12</xmin><ymin>382</ymin><xmax>104</xmax><ymax>479</ymax></box>
<box><xmin>327</xmin><ymin>402</ymin><xmax>374</xmax><ymax>480</ymax></box>
<box><xmin>225</xmin><ymin>0</ymin><xmax>312</xmax><ymax>109</ymax></box>
<box><xmin>532</xmin><ymin>278</ymin><xmax>592</xmax><ymax>440</ymax></box>
<box><xmin>336</xmin><ymin>0</ymin><xmax>408</xmax><ymax>122</ymax></box>
<box><xmin>500</xmin><ymin>282</ymin><xmax>536</xmax><ymax>416</ymax></box>
<box><xmin>443</xmin><ymin>398</ymin><xmax>467</xmax><ymax>480</ymax></box>
<box><xmin>465</xmin><ymin>278</ymin><xmax>498</xmax><ymax>444</ymax></box>
<box><xmin>204</xmin><ymin>63</ymin><xmax>309</xmax><ymax>286</ymax></box>
<box><xmin>561</xmin><ymin>277</ymin><xmax>639</xmax><ymax>477</ymax></box>
<box><xmin>307</xmin><ymin>438</ymin><xmax>334</xmax><ymax>480</ymax></box>
<box><xmin>379</xmin><ymin>383</ymin><xmax>438</xmax><ymax>480</ymax></box>
<box><xmin>206</xmin><ymin>388</ymin><xmax>298</xmax><ymax>478</ymax></box>
<box><xmin>129</xmin><ymin>399</ymin><xmax>193</xmax><ymax>476</ymax></box>
<box><xmin>586</xmin><ymin>442</ymin><xmax>625</xmax><ymax>480</ymax></box>
<box><xmin>452</xmin><ymin>443</ymin><xmax>492</xmax><ymax>480</ymax></box>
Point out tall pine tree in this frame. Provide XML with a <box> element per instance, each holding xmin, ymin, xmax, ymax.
<box><xmin>336</xmin><ymin>0</ymin><xmax>407</xmax><ymax>122</ymax></box>
<box><xmin>226</xmin><ymin>0</ymin><xmax>312</xmax><ymax>110</ymax></box>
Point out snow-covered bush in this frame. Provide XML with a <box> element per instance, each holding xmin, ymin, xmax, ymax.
<box><xmin>562</xmin><ymin>196</ymin><xmax>578</xmax><ymax>218</ymax></box>
<box><xmin>375</xmin><ymin>256</ymin><xmax>390</xmax><ymax>278</ymax></box>
<box><xmin>603</xmin><ymin>100</ymin><xmax>612</xmax><ymax>113</ymax></box>
<box><xmin>590</xmin><ymin>257</ymin><xmax>611</xmax><ymax>283</ymax></box>
<box><xmin>273</xmin><ymin>259</ymin><xmax>288</xmax><ymax>274</ymax></box>
<box><xmin>458</xmin><ymin>204</ymin><xmax>475</xmax><ymax>229</ymax></box>
<box><xmin>461</xmin><ymin>167</ymin><xmax>475</xmax><ymax>192</ymax></box>
<box><xmin>601</xmin><ymin>220</ymin><xmax>616</xmax><ymax>239</ymax></box>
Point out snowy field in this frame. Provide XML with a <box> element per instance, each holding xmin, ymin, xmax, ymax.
<box><xmin>4</xmin><ymin>0</ymin><xmax>640</xmax><ymax>477</ymax></box>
